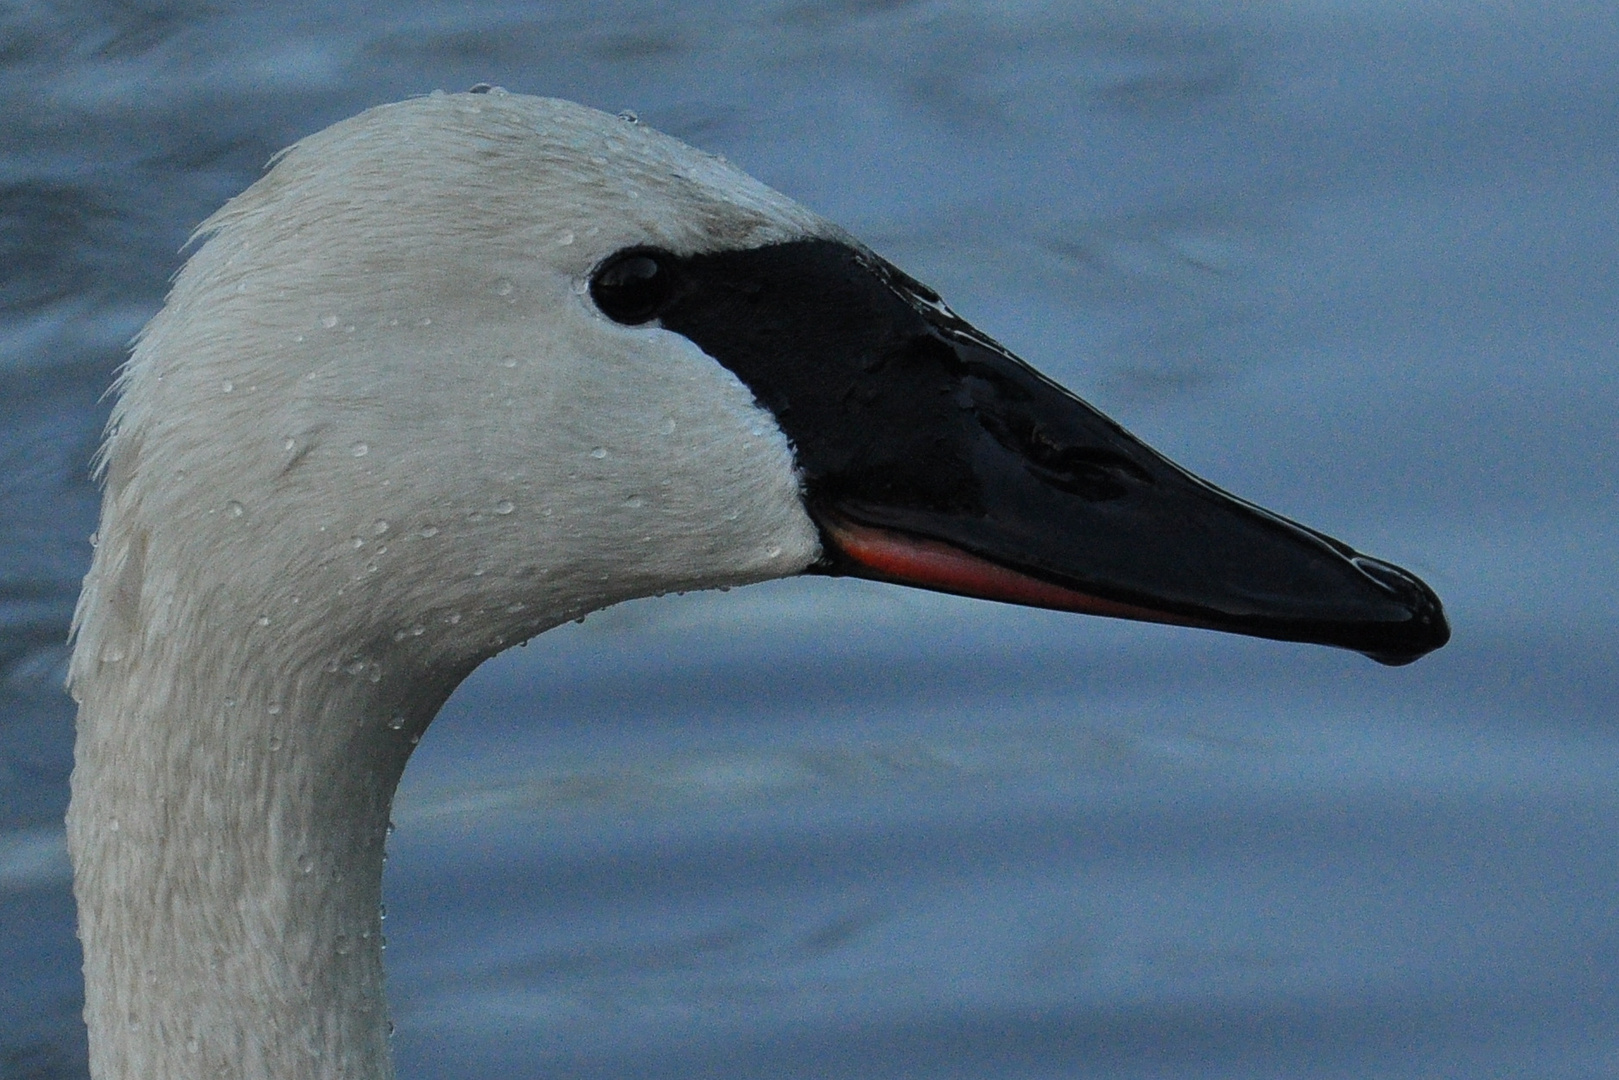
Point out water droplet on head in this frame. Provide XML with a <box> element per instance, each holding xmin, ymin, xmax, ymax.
<box><xmin>494</xmin><ymin>500</ymin><xmax>515</xmax><ymax>515</ymax></box>
<box><xmin>221</xmin><ymin>380</ymin><xmax>234</xmax><ymax>393</ymax></box>
<box><xmin>351</xmin><ymin>442</ymin><xmax>369</xmax><ymax>458</ymax></box>
<box><xmin>624</xmin><ymin>495</ymin><xmax>645</xmax><ymax>509</ymax></box>
<box><xmin>255</xmin><ymin>615</ymin><xmax>270</xmax><ymax>627</ymax></box>
<box><xmin>335</xmin><ymin>934</ymin><xmax>351</xmax><ymax>955</ymax></box>
<box><xmin>590</xmin><ymin>447</ymin><xmax>608</xmax><ymax>459</ymax></box>
<box><xmin>323</xmin><ymin>658</ymin><xmax>340</xmax><ymax>673</ymax></box>
<box><xmin>391</xmin><ymin>629</ymin><xmax>407</xmax><ymax>643</ymax></box>
<box><xmin>321</xmin><ymin>315</ymin><xmax>339</xmax><ymax>329</ymax></box>
<box><xmin>767</xmin><ymin>545</ymin><xmax>783</xmax><ymax>559</ymax></box>
<box><xmin>268</xmin><ymin>734</ymin><xmax>282</xmax><ymax>752</ymax></box>
<box><xmin>372</xmin><ymin>520</ymin><xmax>389</xmax><ymax>535</ymax></box>
<box><xmin>108</xmin><ymin>817</ymin><xmax>119</xmax><ymax>832</ymax></box>
<box><xmin>419</xmin><ymin>525</ymin><xmax>440</xmax><ymax>538</ymax></box>
<box><xmin>227</xmin><ymin>501</ymin><xmax>245</xmax><ymax>518</ymax></box>
<box><xmin>266</xmin><ymin>702</ymin><xmax>281</xmax><ymax>715</ymax></box>
<box><xmin>556</xmin><ymin>230</ymin><xmax>575</xmax><ymax>246</ymax></box>
<box><xmin>495</xmin><ymin>280</ymin><xmax>514</xmax><ymax>297</ymax></box>
<box><xmin>367</xmin><ymin>665</ymin><xmax>382</xmax><ymax>683</ymax></box>
<box><xmin>186</xmin><ymin>1038</ymin><xmax>199</xmax><ymax>1055</ymax></box>
<box><xmin>446</xmin><ymin>613</ymin><xmax>462</xmax><ymax>625</ymax></box>
<box><xmin>499</xmin><ymin>355</ymin><xmax>518</xmax><ymax>368</ymax></box>
<box><xmin>350</xmin><ymin>536</ymin><xmax>365</xmax><ymax>549</ymax></box>
<box><xmin>298</xmin><ymin>853</ymin><xmax>314</xmax><ymax>875</ymax></box>
<box><xmin>410</xmin><ymin>624</ymin><xmax>425</xmax><ymax>637</ymax></box>
<box><xmin>283</xmin><ymin>438</ymin><xmax>296</xmax><ymax>452</ymax></box>
<box><xmin>100</xmin><ymin>644</ymin><xmax>125</xmax><ymax>664</ymax></box>
<box><xmin>617</xmin><ymin>109</ymin><xmax>639</xmax><ymax>123</ymax></box>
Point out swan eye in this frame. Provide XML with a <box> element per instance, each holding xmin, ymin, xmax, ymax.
<box><xmin>590</xmin><ymin>249</ymin><xmax>675</xmax><ymax>324</ymax></box>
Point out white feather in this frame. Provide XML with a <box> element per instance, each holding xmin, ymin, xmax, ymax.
<box><xmin>68</xmin><ymin>91</ymin><xmax>837</xmax><ymax>1080</ymax></box>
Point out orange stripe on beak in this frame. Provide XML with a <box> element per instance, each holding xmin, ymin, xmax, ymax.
<box><xmin>822</xmin><ymin>515</ymin><xmax>1207</xmax><ymax>629</ymax></box>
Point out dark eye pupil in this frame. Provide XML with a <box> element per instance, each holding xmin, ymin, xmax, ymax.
<box><xmin>590</xmin><ymin>251</ymin><xmax>674</xmax><ymax>324</ymax></box>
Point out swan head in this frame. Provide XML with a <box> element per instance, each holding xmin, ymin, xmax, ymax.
<box><xmin>72</xmin><ymin>88</ymin><xmax>1447</xmax><ymax>711</ymax></box>
<box><xmin>62</xmin><ymin>89</ymin><xmax>1448</xmax><ymax>1080</ymax></box>
<box><xmin>73</xmin><ymin>93</ymin><xmax>837</xmax><ymax>693</ymax></box>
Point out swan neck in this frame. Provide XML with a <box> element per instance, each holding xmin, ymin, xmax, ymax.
<box><xmin>68</xmin><ymin>632</ymin><xmax>441</xmax><ymax>1080</ymax></box>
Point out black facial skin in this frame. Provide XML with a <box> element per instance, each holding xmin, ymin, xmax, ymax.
<box><xmin>589</xmin><ymin>240</ymin><xmax>1450</xmax><ymax>665</ymax></box>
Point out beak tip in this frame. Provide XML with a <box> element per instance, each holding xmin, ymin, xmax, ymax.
<box><xmin>1359</xmin><ymin>628</ymin><xmax>1447</xmax><ymax>666</ymax></box>
<box><xmin>1348</xmin><ymin>556</ymin><xmax>1450</xmax><ymax>665</ymax></box>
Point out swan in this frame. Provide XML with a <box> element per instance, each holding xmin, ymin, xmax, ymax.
<box><xmin>66</xmin><ymin>88</ymin><xmax>1448</xmax><ymax>1080</ymax></box>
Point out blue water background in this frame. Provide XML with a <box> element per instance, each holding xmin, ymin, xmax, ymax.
<box><xmin>2</xmin><ymin>3</ymin><xmax>1616</xmax><ymax>1077</ymax></box>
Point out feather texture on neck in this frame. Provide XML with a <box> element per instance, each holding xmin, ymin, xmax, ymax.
<box><xmin>67</xmin><ymin>91</ymin><xmax>824</xmax><ymax>1080</ymax></box>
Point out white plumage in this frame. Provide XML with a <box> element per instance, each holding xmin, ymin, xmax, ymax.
<box><xmin>69</xmin><ymin>91</ymin><xmax>835</xmax><ymax>1080</ymax></box>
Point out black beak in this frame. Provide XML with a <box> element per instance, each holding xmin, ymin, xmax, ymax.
<box><xmin>652</xmin><ymin>239</ymin><xmax>1450</xmax><ymax>665</ymax></box>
